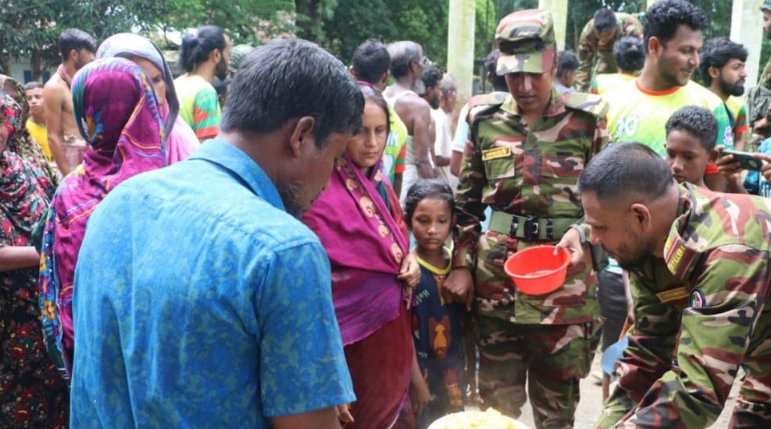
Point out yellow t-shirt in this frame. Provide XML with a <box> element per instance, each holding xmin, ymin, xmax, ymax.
<box><xmin>26</xmin><ymin>118</ymin><xmax>52</xmax><ymax>159</ymax></box>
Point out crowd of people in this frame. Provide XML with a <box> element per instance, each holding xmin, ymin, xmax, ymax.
<box><xmin>3</xmin><ymin>0</ymin><xmax>771</xmax><ymax>428</ymax></box>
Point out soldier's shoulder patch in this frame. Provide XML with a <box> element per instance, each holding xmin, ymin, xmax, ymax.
<box><xmin>689</xmin><ymin>289</ymin><xmax>706</xmax><ymax>308</ymax></box>
<box><xmin>468</xmin><ymin>92</ymin><xmax>508</xmax><ymax>123</ymax></box>
<box><xmin>562</xmin><ymin>91</ymin><xmax>609</xmax><ymax>119</ymax></box>
<box><xmin>468</xmin><ymin>92</ymin><xmax>508</xmax><ymax>111</ymax></box>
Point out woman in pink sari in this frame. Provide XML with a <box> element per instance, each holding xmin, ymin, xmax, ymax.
<box><xmin>304</xmin><ymin>85</ymin><xmax>425</xmax><ymax>429</ymax></box>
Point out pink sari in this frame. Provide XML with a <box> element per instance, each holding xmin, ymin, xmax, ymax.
<box><xmin>303</xmin><ymin>153</ymin><xmax>413</xmax><ymax>429</ymax></box>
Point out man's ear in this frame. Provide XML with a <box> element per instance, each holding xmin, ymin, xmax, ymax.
<box><xmin>630</xmin><ymin>203</ymin><xmax>652</xmax><ymax>231</ymax></box>
<box><xmin>211</xmin><ymin>48</ymin><xmax>222</xmax><ymax>64</ymax></box>
<box><xmin>288</xmin><ymin>116</ymin><xmax>316</xmax><ymax>158</ymax></box>
<box><xmin>379</xmin><ymin>71</ymin><xmax>389</xmax><ymax>88</ymax></box>
<box><xmin>709</xmin><ymin>66</ymin><xmax>720</xmax><ymax>80</ymax></box>
<box><xmin>68</xmin><ymin>49</ymin><xmax>78</xmax><ymax>62</ymax></box>
<box><xmin>648</xmin><ymin>37</ymin><xmax>663</xmax><ymax>57</ymax></box>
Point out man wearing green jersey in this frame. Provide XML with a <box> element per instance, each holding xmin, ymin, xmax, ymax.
<box><xmin>604</xmin><ymin>0</ymin><xmax>733</xmax><ymax>158</ymax></box>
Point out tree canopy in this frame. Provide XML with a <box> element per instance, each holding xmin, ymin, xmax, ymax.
<box><xmin>2</xmin><ymin>0</ymin><xmax>769</xmax><ymax>83</ymax></box>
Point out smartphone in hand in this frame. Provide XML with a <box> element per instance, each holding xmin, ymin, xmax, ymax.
<box><xmin>719</xmin><ymin>149</ymin><xmax>765</xmax><ymax>172</ymax></box>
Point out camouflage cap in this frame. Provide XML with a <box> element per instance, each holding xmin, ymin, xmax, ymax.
<box><xmin>763</xmin><ymin>0</ymin><xmax>771</xmax><ymax>12</ymax></box>
<box><xmin>495</xmin><ymin>9</ymin><xmax>556</xmax><ymax>75</ymax></box>
<box><xmin>229</xmin><ymin>44</ymin><xmax>255</xmax><ymax>73</ymax></box>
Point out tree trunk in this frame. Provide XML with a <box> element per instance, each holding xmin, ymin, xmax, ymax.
<box><xmin>295</xmin><ymin>0</ymin><xmax>321</xmax><ymax>41</ymax></box>
<box><xmin>30</xmin><ymin>50</ymin><xmax>43</xmax><ymax>81</ymax></box>
<box><xmin>0</xmin><ymin>52</ymin><xmax>10</xmax><ymax>77</ymax></box>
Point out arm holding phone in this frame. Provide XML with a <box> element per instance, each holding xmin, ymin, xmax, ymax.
<box><xmin>715</xmin><ymin>145</ymin><xmax>771</xmax><ymax>194</ymax></box>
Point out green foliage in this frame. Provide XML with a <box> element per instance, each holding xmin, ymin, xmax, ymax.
<box><xmin>158</xmin><ymin>0</ymin><xmax>295</xmax><ymax>46</ymax></box>
<box><xmin>320</xmin><ymin>0</ymin><xmax>448</xmax><ymax>67</ymax></box>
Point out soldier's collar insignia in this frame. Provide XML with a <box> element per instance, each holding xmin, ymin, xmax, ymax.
<box><xmin>689</xmin><ymin>289</ymin><xmax>706</xmax><ymax>308</ymax></box>
<box><xmin>663</xmin><ymin>233</ymin><xmax>700</xmax><ymax>281</ymax></box>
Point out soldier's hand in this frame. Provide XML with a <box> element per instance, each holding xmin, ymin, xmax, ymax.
<box><xmin>555</xmin><ymin>227</ymin><xmax>584</xmax><ymax>275</ymax></box>
<box><xmin>443</xmin><ymin>267</ymin><xmax>474</xmax><ymax>311</ymax></box>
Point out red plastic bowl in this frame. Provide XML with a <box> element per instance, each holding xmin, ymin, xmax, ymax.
<box><xmin>503</xmin><ymin>245</ymin><xmax>570</xmax><ymax>295</ymax></box>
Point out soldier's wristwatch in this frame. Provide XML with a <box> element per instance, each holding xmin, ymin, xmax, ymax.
<box><xmin>567</xmin><ymin>224</ymin><xmax>586</xmax><ymax>245</ymax></box>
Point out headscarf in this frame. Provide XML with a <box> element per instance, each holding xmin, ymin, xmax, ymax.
<box><xmin>0</xmin><ymin>74</ymin><xmax>60</xmax><ymax>186</ymax></box>
<box><xmin>0</xmin><ymin>91</ymin><xmax>55</xmax><ymax>238</ymax></box>
<box><xmin>0</xmin><ymin>91</ymin><xmax>68</xmax><ymax>425</ymax></box>
<box><xmin>303</xmin><ymin>127</ymin><xmax>409</xmax><ymax>347</ymax></box>
<box><xmin>38</xmin><ymin>57</ymin><xmax>166</xmax><ymax>375</ymax></box>
<box><xmin>97</xmin><ymin>33</ymin><xmax>198</xmax><ymax>164</ymax></box>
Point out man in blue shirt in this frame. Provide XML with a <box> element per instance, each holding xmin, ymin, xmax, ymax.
<box><xmin>70</xmin><ymin>39</ymin><xmax>365</xmax><ymax>429</ymax></box>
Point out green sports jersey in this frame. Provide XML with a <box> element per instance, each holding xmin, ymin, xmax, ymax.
<box><xmin>605</xmin><ymin>79</ymin><xmax>734</xmax><ymax>155</ymax></box>
<box><xmin>589</xmin><ymin>73</ymin><xmax>635</xmax><ymax>96</ymax></box>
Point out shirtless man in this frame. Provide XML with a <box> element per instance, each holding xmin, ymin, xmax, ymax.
<box><xmin>44</xmin><ymin>28</ymin><xmax>96</xmax><ymax>175</ymax></box>
<box><xmin>384</xmin><ymin>41</ymin><xmax>436</xmax><ymax>202</ymax></box>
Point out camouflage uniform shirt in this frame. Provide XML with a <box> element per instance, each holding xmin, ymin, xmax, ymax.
<box><xmin>454</xmin><ymin>89</ymin><xmax>609</xmax><ymax>325</ymax></box>
<box><xmin>576</xmin><ymin>13</ymin><xmax>643</xmax><ymax>92</ymax></box>
<box><xmin>598</xmin><ymin>184</ymin><xmax>771</xmax><ymax>428</ymax></box>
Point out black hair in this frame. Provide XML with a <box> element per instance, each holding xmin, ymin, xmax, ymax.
<box><xmin>404</xmin><ymin>179</ymin><xmax>456</xmax><ymax>226</ymax></box>
<box><xmin>359</xmin><ymin>84</ymin><xmax>390</xmax><ymax>135</ymax></box>
<box><xmin>179</xmin><ymin>25</ymin><xmax>227</xmax><ymax>73</ymax></box>
<box><xmin>352</xmin><ymin>39</ymin><xmax>391</xmax><ymax>85</ymax></box>
<box><xmin>557</xmin><ymin>51</ymin><xmax>579</xmax><ymax>75</ymax></box>
<box><xmin>24</xmin><ymin>82</ymin><xmax>44</xmax><ymax>90</ymax></box>
<box><xmin>665</xmin><ymin>105</ymin><xmax>718</xmax><ymax>151</ymax></box>
<box><xmin>421</xmin><ymin>66</ymin><xmax>443</xmax><ymax>91</ymax></box>
<box><xmin>484</xmin><ymin>50</ymin><xmax>508</xmax><ymax>92</ymax></box>
<box><xmin>387</xmin><ymin>41</ymin><xmax>423</xmax><ymax>79</ymax></box>
<box><xmin>221</xmin><ymin>38</ymin><xmax>364</xmax><ymax>149</ymax></box>
<box><xmin>643</xmin><ymin>0</ymin><xmax>708</xmax><ymax>53</ymax></box>
<box><xmin>593</xmin><ymin>8</ymin><xmax>618</xmax><ymax>33</ymax></box>
<box><xmin>613</xmin><ymin>37</ymin><xmax>645</xmax><ymax>73</ymax></box>
<box><xmin>58</xmin><ymin>28</ymin><xmax>97</xmax><ymax>62</ymax></box>
<box><xmin>578</xmin><ymin>142</ymin><xmax>673</xmax><ymax>202</ymax></box>
<box><xmin>699</xmin><ymin>37</ymin><xmax>748</xmax><ymax>86</ymax></box>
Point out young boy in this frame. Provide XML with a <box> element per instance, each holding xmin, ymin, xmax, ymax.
<box><xmin>665</xmin><ymin>105</ymin><xmax>719</xmax><ymax>188</ymax></box>
<box><xmin>554</xmin><ymin>51</ymin><xmax>579</xmax><ymax>93</ymax></box>
<box><xmin>24</xmin><ymin>81</ymin><xmax>52</xmax><ymax>160</ymax></box>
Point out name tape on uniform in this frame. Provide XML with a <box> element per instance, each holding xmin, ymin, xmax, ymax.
<box><xmin>482</xmin><ymin>146</ymin><xmax>512</xmax><ymax>161</ymax></box>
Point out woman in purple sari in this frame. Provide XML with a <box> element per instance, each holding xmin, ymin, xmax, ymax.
<box><xmin>304</xmin><ymin>85</ymin><xmax>424</xmax><ymax>429</ymax></box>
<box><xmin>38</xmin><ymin>58</ymin><xmax>167</xmax><ymax>375</ymax></box>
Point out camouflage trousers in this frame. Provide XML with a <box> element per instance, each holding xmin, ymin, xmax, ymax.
<box><xmin>475</xmin><ymin>315</ymin><xmax>601</xmax><ymax>429</ymax></box>
<box><xmin>727</xmin><ymin>309</ymin><xmax>771</xmax><ymax>428</ymax></box>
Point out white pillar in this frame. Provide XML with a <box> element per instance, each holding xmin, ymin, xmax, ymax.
<box><xmin>447</xmin><ymin>0</ymin><xmax>476</xmax><ymax>108</ymax></box>
<box><xmin>538</xmin><ymin>0</ymin><xmax>568</xmax><ymax>50</ymax></box>
<box><xmin>731</xmin><ymin>0</ymin><xmax>764</xmax><ymax>87</ymax></box>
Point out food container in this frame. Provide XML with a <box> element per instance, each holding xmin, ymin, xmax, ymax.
<box><xmin>503</xmin><ymin>245</ymin><xmax>570</xmax><ymax>295</ymax></box>
<box><xmin>428</xmin><ymin>409</ymin><xmax>531</xmax><ymax>429</ymax></box>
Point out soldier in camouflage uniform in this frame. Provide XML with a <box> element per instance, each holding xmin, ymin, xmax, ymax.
<box><xmin>441</xmin><ymin>9</ymin><xmax>608</xmax><ymax>429</ymax></box>
<box><xmin>575</xmin><ymin>8</ymin><xmax>643</xmax><ymax>92</ymax></box>
<box><xmin>579</xmin><ymin>142</ymin><xmax>771</xmax><ymax>429</ymax></box>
